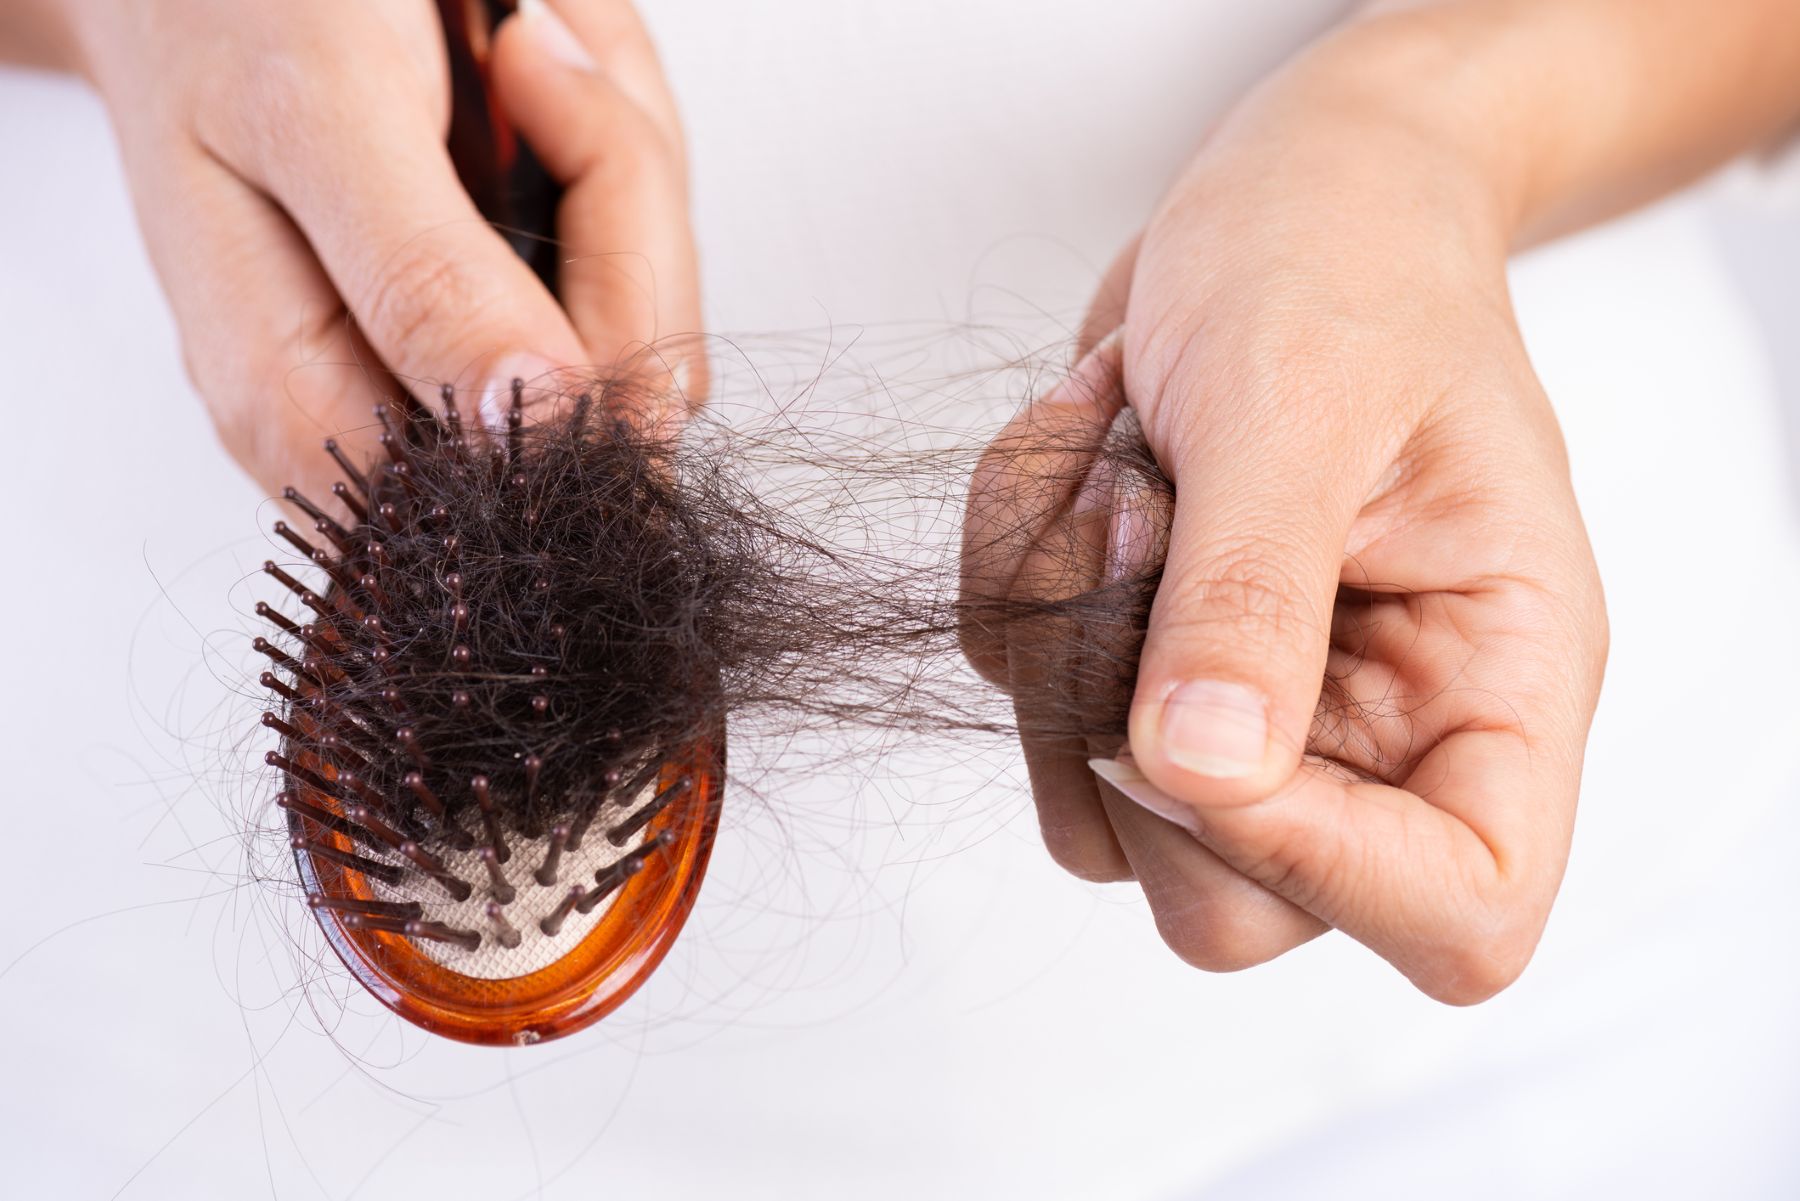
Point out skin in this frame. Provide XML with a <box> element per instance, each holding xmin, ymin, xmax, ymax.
<box><xmin>1</xmin><ymin>0</ymin><xmax>700</xmax><ymax>503</ymax></box>
<box><xmin>7</xmin><ymin>0</ymin><xmax>1800</xmax><ymax>1002</ymax></box>
<box><xmin>967</xmin><ymin>0</ymin><xmax>1800</xmax><ymax>1003</ymax></box>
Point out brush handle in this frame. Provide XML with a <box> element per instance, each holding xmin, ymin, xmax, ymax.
<box><xmin>438</xmin><ymin>0</ymin><xmax>564</xmax><ymax>295</ymax></box>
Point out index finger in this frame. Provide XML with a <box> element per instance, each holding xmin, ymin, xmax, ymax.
<box><xmin>959</xmin><ymin>335</ymin><xmax>1125</xmax><ymax>685</ymax></box>
<box><xmin>211</xmin><ymin>63</ymin><xmax>588</xmax><ymax>424</ymax></box>
<box><xmin>1105</xmin><ymin>621</ymin><xmax>1588</xmax><ymax>1005</ymax></box>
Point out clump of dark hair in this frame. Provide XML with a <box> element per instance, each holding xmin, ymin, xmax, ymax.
<box><xmin>256</xmin><ymin>370</ymin><xmax>1171</xmax><ymax>850</ymax></box>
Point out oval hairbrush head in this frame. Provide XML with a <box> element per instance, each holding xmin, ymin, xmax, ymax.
<box><xmin>256</xmin><ymin>385</ymin><xmax>725</xmax><ymax>1045</ymax></box>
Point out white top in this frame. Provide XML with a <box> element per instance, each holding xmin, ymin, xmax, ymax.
<box><xmin>1</xmin><ymin>3</ymin><xmax>1796</xmax><ymax>1198</ymax></box>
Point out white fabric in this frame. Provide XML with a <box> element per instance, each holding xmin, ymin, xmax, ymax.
<box><xmin>1</xmin><ymin>2</ymin><xmax>1797</xmax><ymax>1197</ymax></box>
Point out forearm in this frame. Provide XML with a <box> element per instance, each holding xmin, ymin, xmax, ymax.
<box><xmin>0</xmin><ymin>0</ymin><xmax>83</xmax><ymax>72</ymax></box>
<box><xmin>1285</xmin><ymin>0</ymin><xmax>1800</xmax><ymax>247</ymax></box>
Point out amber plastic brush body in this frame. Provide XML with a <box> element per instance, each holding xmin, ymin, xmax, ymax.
<box><xmin>257</xmin><ymin>0</ymin><xmax>724</xmax><ymax>1046</ymax></box>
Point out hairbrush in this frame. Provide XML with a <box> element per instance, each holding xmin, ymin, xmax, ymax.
<box><xmin>258</xmin><ymin>388</ymin><xmax>725</xmax><ymax>1046</ymax></box>
<box><xmin>252</xmin><ymin>0</ymin><xmax>722</xmax><ymax>1047</ymax></box>
<box><xmin>249</xmin><ymin>0</ymin><xmax>1181</xmax><ymax>1050</ymax></box>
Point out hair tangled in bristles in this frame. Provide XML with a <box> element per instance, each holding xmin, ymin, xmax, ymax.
<box><xmin>258</xmin><ymin>370</ymin><xmax>1173</xmax><ymax>846</ymax></box>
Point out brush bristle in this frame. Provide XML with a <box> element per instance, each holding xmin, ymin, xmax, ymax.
<box><xmin>255</xmin><ymin>380</ymin><xmax>717</xmax><ymax>968</ymax></box>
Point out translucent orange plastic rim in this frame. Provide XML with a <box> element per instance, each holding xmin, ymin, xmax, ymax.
<box><xmin>291</xmin><ymin>733</ymin><xmax>724</xmax><ymax>1046</ymax></box>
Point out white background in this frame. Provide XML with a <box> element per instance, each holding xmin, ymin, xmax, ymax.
<box><xmin>2</xmin><ymin>2</ymin><xmax>1797</xmax><ymax>1197</ymax></box>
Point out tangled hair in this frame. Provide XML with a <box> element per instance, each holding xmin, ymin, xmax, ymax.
<box><xmin>261</xmin><ymin>367</ymin><xmax>1172</xmax><ymax>843</ymax></box>
<box><xmin>241</xmin><ymin>0</ymin><xmax>1181</xmax><ymax>867</ymax></box>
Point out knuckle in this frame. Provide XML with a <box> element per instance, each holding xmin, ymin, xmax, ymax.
<box><xmin>358</xmin><ymin>246</ymin><xmax>490</xmax><ymax>363</ymax></box>
<box><xmin>1224</xmin><ymin>813</ymin><xmax>1352</xmax><ymax>916</ymax></box>
<box><xmin>1150</xmin><ymin>894</ymin><xmax>1288</xmax><ymax>973</ymax></box>
<box><xmin>1235</xmin><ymin>846</ymin><xmax>1311</xmax><ymax>908</ymax></box>
<box><xmin>1417</xmin><ymin>917</ymin><xmax>1540</xmax><ymax>1006</ymax></box>
<box><xmin>1157</xmin><ymin>551</ymin><xmax>1312</xmax><ymax>647</ymax></box>
<box><xmin>1237</xmin><ymin>840</ymin><xmax>1338</xmax><ymax>916</ymax></box>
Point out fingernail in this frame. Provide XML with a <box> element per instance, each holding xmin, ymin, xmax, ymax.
<box><xmin>1104</xmin><ymin>499</ymin><xmax>1152</xmax><ymax>583</ymax></box>
<box><xmin>1072</xmin><ymin>463</ymin><xmax>1155</xmax><ymax>584</ymax></box>
<box><xmin>1158</xmin><ymin>681</ymin><xmax>1267</xmax><ymax>779</ymax></box>
<box><xmin>520</xmin><ymin>0</ymin><xmax>598</xmax><ymax>73</ymax></box>
<box><xmin>1088</xmin><ymin>756</ymin><xmax>1203</xmax><ymax>835</ymax></box>
<box><xmin>477</xmin><ymin>355</ymin><xmax>558</xmax><ymax>434</ymax></box>
<box><xmin>1071</xmin><ymin>458</ymin><xmax>1116</xmax><ymax>521</ymax></box>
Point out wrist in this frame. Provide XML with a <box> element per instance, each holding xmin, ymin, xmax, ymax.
<box><xmin>1213</xmin><ymin>8</ymin><xmax>1552</xmax><ymax>253</ymax></box>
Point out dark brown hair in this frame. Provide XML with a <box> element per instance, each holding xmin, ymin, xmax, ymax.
<box><xmin>257</xmin><ymin>366</ymin><xmax>1171</xmax><ymax>846</ymax></box>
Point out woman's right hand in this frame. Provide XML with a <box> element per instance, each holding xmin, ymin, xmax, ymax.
<box><xmin>47</xmin><ymin>0</ymin><xmax>700</xmax><ymax>501</ymax></box>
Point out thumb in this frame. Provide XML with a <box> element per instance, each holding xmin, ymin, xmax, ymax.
<box><xmin>1124</xmin><ymin>403</ymin><xmax>1361</xmax><ymax>801</ymax></box>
